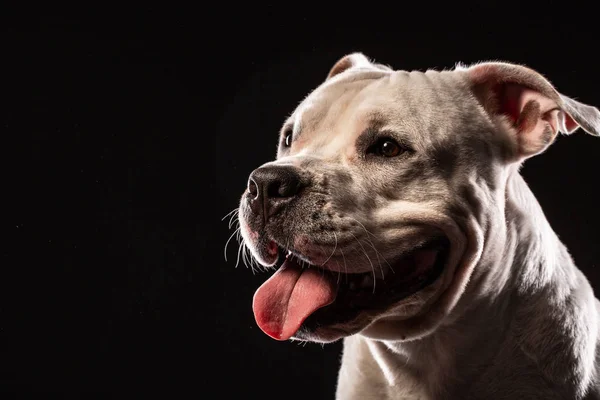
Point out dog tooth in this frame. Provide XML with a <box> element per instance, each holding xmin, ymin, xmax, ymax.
<box><xmin>348</xmin><ymin>282</ymin><xmax>357</xmax><ymax>290</ymax></box>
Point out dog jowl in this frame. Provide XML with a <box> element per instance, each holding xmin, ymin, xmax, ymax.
<box><xmin>236</xmin><ymin>53</ymin><xmax>600</xmax><ymax>398</ymax></box>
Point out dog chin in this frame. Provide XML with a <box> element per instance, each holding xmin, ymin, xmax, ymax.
<box><xmin>291</xmin><ymin>312</ymin><xmax>374</xmax><ymax>343</ymax></box>
<box><xmin>291</xmin><ymin>326</ymin><xmax>353</xmax><ymax>344</ymax></box>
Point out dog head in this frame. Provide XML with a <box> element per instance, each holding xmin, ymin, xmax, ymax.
<box><xmin>237</xmin><ymin>53</ymin><xmax>600</xmax><ymax>343</ymax></box>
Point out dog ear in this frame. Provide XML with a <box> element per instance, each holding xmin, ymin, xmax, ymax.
<box><xmin>327</xmin><ymin>53</ymin><xmax>373</xmax><ymax>79</ymax></box>
<box><xmin>461</xmin><ymin>62</ymin><xmax>600</xmax><ymax>159</ymax></box>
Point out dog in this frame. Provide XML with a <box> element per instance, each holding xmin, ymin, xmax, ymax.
<box><xmin>236</xmin><ymin>53</ymin><xmax>600</xmax><ymax>399</ymax></box>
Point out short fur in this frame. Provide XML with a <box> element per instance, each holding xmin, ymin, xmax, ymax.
<box><xmin>238</xmin><ymin>53</ymin><xmax>600</xmax><ymax>399</ymax></box>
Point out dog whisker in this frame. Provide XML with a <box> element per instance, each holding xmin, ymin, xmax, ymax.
<box><xmin>221</xmin><ymin>207</ymin><xmax>238</xmax><ymax>222</ymax></box>
<box><xmin>244</xmin><ymin>248</ymin><xmax>253</xmax><ymax>272</ymax></box>
<box><xmin>235</xmin><ymin>240</ymin><xmax>244</xmax><ymax>270</ymax></box>
<box><xmin>348</xmin><ymin>217</ymin><xmax>377</xmax><ymax>238</ymax></box>
<box><xmin>340</xmin><ymin>248</ymin><xmax>348</xmax><ymax>284</ymax></box>
<box><xmin>224</xmin><ymin>227</ymin><xmax>241</xmax><ymax>262</ymax></box>
<box><xmin>249</xmin><ymin>245</ymin><xmax>263</xmax><ymax>274</ymax></box>
<box><xmin>243</xmin><ymin>245</ymin><xmax>251</xmax><ymax>271</ymax></box>
<box><xmin>228</xmin><ymin>214</ymin><xmax>239</xmax><ymax>230</ymax></box>
<box><xmin>227</xmin><ymin>210</ymin><xmax>240</xmax><ymax>230</ymax></box>
<box><xmin>349</xmin><ymin>217</ymin><xmax>394</xmax><ymax>276</ymax></box>
<box><xmin>350</xmin><ymin>232</ymin><xmax>377</xmax><ymax>294</ymax></box>
<box><xmin>241</xmin><ymin>242</ymin><xmax>252</xmax><ymax>272</ymax></box>
<box><xmin>224</xmin><ymin>209</ymin><xmax>240</xmax><ymax>231</ymax></box>
<box><xmin>320</xmin><ymin>231</ymin><xmax>338</xmax><ymax>268</ymax></box>
<box><xmin>359</xmin><ymin>235</ymin><xmax>385</xmax><ymax>281</ymax></box>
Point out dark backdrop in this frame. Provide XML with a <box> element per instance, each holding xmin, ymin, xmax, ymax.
<box><xmin>4</xmin><ymin>5</ymin><xmax>600</xmax><ymax>398</ymax></box>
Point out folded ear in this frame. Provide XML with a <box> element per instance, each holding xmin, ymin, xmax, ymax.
<box><xmin>460</xmin><ymin>62</ymin><xmax>600</xmax><ymax>160</ymax></box>
<box><xmin>327</xmin><ymin>53</ymin><xmax>373</xmax><ymax>79</ymax></box>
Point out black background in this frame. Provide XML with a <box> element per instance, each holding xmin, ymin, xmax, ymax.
<box><xmin>4</xmin><ymin>5</ymin><xmax>600</xmax><ymax>397</ymax></box>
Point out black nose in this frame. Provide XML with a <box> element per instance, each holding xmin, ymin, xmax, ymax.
<box><xmin>247</xmin><ymin>165</ymin><xmax>303</xmax><ymax>220</ymax></box>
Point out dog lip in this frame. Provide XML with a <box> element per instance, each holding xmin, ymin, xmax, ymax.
<box><xmin>272</xmin><ymin>236</ymin><xmax>449</xmax><ymax>273</ymax></box>
<box><xmin>248</xmin><ymin>235</ymin><xmax>280</xmax><ymax>267</ymax></box>
<box><xmin>271</xmin><ymin>244</ymin><xmax>321</xmax><ymax>270</ymax></box>
<box><xmin>273</xmin><ymin>247</ymin><xmax>355</xmax><ymax>275</ymax></box>
<box><xmin>296</xmin><ymin>236</ymin><xmax>450</xmax><ymax>335</ymax></box>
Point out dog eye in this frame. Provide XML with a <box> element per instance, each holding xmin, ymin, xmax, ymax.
<box><xmin>371</xmin><ymin>138</ymin><xmax>404</xmax><ymax>157</ymax></box>
<box><xmin>283</xmin><ymin>129</ymin><xmax>293</xmax><ymax>148</ymax></box>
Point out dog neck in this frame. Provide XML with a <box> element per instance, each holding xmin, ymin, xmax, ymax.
<box><xmin>473</xmin><ymin>166</ymin><xmax>576</xmax><ymax>299</ymax></box>
<box><xmin>357</xmin><ymin>167</ymin><xmax>589</xmax><ymax>397</ymax></box>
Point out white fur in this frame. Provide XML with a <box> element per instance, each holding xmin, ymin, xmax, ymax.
<box><xmin>240</xmin><ymin>53</ymin><xmax>600</xmax><ymax>399</ymax></box>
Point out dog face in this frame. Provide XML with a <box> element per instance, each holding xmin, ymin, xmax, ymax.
<box><xmin>238</xmin><ymin>53</ymin><xmax>600</xmax><ymax>343</ymax></box>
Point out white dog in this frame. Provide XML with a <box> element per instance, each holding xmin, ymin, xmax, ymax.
<box><xmin>237</xmin><ymin>53</ymin><xmax>600</xmax><ymax>399</ymax></box>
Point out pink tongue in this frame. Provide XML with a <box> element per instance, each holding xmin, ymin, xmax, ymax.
<box><xmin>252</xmin><ymin>258</ymin><xmax>336</xmax><ymax>341</ymax></box>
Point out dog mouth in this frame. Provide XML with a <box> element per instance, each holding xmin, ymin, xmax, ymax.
<box><xmin>252</xmin><ymin>237</ymin><xmax>449</xmax><ymax>341</ymax></box>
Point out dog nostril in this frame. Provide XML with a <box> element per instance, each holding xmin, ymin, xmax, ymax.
<box><xmin>248</xmin><ymin>178</ymin><xmax>259</xmax><ymax>198</ymax></box>
<box><xmin>267</xmin><ymin>180</ymin><xmax>300</xmax><ymax>198</ymax></box>
<box><xmin>248</xmin><ymin>165</ymin><xmax>304</xmax><ymax>206</ymax></box>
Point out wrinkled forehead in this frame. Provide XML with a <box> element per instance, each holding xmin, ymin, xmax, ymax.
<box><xmin>281</xmin><ymin>68</ymin><xmax>471</xmax><ymax>157</ymax></box>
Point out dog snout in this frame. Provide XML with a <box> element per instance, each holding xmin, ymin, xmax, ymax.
<box><xmin>247</xmin><ymin>165</ymin><xmax>304</xmax><ymax>219</ymax></box>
